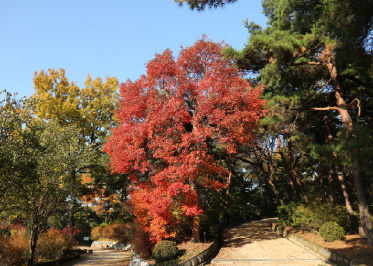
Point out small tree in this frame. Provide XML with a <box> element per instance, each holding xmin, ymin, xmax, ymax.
<box><xmin>0</xmin><ymin>92</ymin><xmax>80</xmax><ymax>264</ymax></box>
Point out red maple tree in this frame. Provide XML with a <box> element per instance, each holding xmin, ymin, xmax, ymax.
<box><xmin>103</xmin><ymin>38</ymin><xmax>266</xmax><ymax>243</ymax></box>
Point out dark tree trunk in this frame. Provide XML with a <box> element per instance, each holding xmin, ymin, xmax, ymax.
<box><xmin>327</xmin><ymin>63</ymin><xmax>373</xmax><ymax>243</ymax></box>
<box><xmin>287</xmin><ymin>138</ymin><xmax>309</xmax><ymax>204</ymax></box>
<box><xmin>277</xmin><ymin>135</ymin><xmax>307</xmax><ymax>203</ymax></box>
<box><xmin>327</xmin><ymin>164</ymin><xmax>335</xmax><ymax>203</ymax></box>
<box><xmin>267</xmin><ymin>174</ymin><xmax>284</xmax><ymax>205</ymax></box>
<box><xmin>334</xmin><ymin>165</ymin><xmax>359</xmax><ymax>233</ymax></box>
<box><xmin>278</xmin><ymin>150</ymin><xmax>296</xmax><ymax>196</ymax></box>
<box><xmin>323</xmin><ymin>115</ymin><xmax>358</xmax><ymax>233</ymax></box>
<box><xmin>352</xmin><ymin>160</ymin><xmax>373</xmax><ymax>244</ymax></box>
<box><xmin>68</xmin><ymin>169</ymin><xmax>77</xmax><ymax>228</ymax></box>
<box><xmin>191</xmin><ymin>215</ymin><xmax>201</xmax><ymax>243</ymax></box>
<box><xmin>189</xmin><ymin>177</ymin><xmax>201</xmax><ymax>242</ymax></box>
<box><xmin>27</xmin><ymin>218</ymin><xmax>40</xmax><ymax>265</ymax></box>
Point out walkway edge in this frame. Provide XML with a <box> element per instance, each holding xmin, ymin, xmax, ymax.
<box><xmin>271</xmin><ymin>223</ymin><xmax>367</xmax><ymax>266</ymax></box>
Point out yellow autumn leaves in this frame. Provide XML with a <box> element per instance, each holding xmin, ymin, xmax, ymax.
<box><xmin>31</xmin><ymin>68</ymin><xmax>119</xmax><ymax>143</ymax></box>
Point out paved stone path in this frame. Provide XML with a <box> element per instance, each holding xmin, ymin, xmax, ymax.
<box><xmin>63</xmin><ymin>246</ymin><xmax>132</xmax><ymax>266</ymax></box>
<box><xmin>210</xmin><ymin>218</ymin><xmax>333</xmax><ymax>265</ymax></box>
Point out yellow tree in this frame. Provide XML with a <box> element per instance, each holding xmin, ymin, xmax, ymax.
<box><xmin>31</xmin><ymin>69</ymin><xmax>119</xmax><ymax>227</ymax></box>
<box><xmin>32</xmin><ymin>69</ymin><xmax>80</xmax><ymax>124</ymax></box>
<box><xmin>80</xmin><ymin>74</ymin><xmax>119</xmax><ymax>144</ymax></box>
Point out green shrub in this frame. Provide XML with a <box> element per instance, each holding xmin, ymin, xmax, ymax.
<box><xmin>277</xmin><ymin>202</ymin><xmax>301</xmax><ymax>227</ymax></box>
<box><xmin>277</xmin><ymin>202</ymin><xmax>350</xmax><ymax>231</ymax></box>
<box><xmin>152</xmin><ymin>240</ymin><xmax>178</xmax><ymax>262</ymax></box>
<box><xmin>319</xmin><ymin>222</ymin><xmax>345</xmax><ymax>242</ymax></box>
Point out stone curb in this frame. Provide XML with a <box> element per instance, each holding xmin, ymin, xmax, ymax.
<box><xmin>271</xmin><ymin>223</ymin><xmax>367</xmax><ymax>266</ymax></box>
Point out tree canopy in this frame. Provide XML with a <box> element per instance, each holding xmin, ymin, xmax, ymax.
<box><xmin>104</xmin><ymin>38</ymin><xmax>266</xmax><ymax>243</ymax></box>
<box><xmin>222</xmin><ymin>0</ymin><xmax>373</xmax><ymax>243</ymax></box>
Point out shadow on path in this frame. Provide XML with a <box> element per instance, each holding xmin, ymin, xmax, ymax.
<box><xmin>223</xmin><ymin>218</ymin><xmax>280</xmax><ymax>248</ymax></box>
<box><xmin>63</xmin><ymin>246</ymin><xmax>132</xmax><ymax>266</ymax></box>
<box><xmin>211</xmin><ymin>218</ymin><xmax>333</xmax><ymax>266</ymax></box>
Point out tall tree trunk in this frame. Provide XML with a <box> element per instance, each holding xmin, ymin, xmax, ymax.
<box><xmin>191</xmin><ymin>215</ymin><xmax>201</xmax><ymax>243</ymax></box>
<box><xmin>189</xmin><ymin>177</ymin><xmax>200</xmax><ymax>242</ymax></box>
<box><xmin>239</xmin><ymin>146</ymin><xmax>284</xmax><ymax>205</ymax></box>
<box><xmin>327</xmin><ymin>64</ymin><xmax>353</xmax><ymax>131</ymax></box>
<box><xmin>334</xmin><ymin>165</ymin><xmax>359</xmax><ymax>233</ymax></box>
<box><xmin>263</xmin><ymin>152</ymin><xmax>284</xmax><ymax>204</ymax></box>
<box><xmin>324</xmin><ymin>115</ymin><xmax>358</xmax><ymax>232</ymax></box>
<box><xmin>352</xmin><ymin>160</ymin><xmax>373</xmax><ymax>243</ymax></box>
<box><xmin>324</xmin><ymin>116</ymin><xmax>335</xmax><ymax>204</ymax></box>
<box><xmin>277</xmin><ymin>135</ymin><xmax>296</xmax><ymax>196</ymax></box>
<box><xmin>266</xmin><ymin>138</ymin><xmax>284</xmax><ymax>205</ymax></box>
<box><xmin>68</xmin><ymin>169</ymin><xmax>77</xmax><ymax>228</ymax></box>
<box><xmin>267</xmin><ymin>173</ymin><xmax>284</xmax><ymax>205</ymax></box>
<box><xmin>27</xmin><ymin>216</ymin><xmax>40</xmax><ymax>265</ymax></box>
<box><xmin>278</xmin><ymin>135</ymin><xmax>307</xmax><ymax>203</ymax></box>
<box><xmin>327</xmin><ymin>63</ymin><xmax>373</xmax><ymax>243</ymax></box>
<box><xmin>287</xmin><ymin>138</ymin><xmax>309</xmax><ymax>204</ymax></box>
<box><xmin>327</xmin><ymin>164</ymin><xmax>335</xmax><ymax>203</ymax></box>
<box><xmin>223</xmin><ymin>169</ymin><xmax>233</xmax><ymax>223</ymax></box>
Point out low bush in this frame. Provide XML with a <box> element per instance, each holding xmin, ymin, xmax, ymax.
<box><xmin>35</xmin><ymin>227</ymin><xmax>68</xmax><ymax>261</ymax></box>
<box><xmin>61</xmin><ymin>225</ymin><xmax>81</xmax><ymax>249</ymax></box>
<box><xmin>277</xmin><ymin>202</ymin><xmax>350</xmax><ymax>231</ymax></box>
<box><xmin>319</xmin><ymin>222</ymin><xmax>345</xmax><ymax>242</ymax></box>
<box><xmin>31</xmin><ymin>250</ymin><xmax>81</xmax><ymax>266</ymax></box>
<box><xmin>131</xmin><ymin>226</ymin><xmax>152</xmax><ymax>259</ymax></box>
<box><xmin>0</xmin><ymin>228</ymin><xmax>28</xmax><ymax>266</ymax></box>
<box><xmin>277</xmin><ymin>202</ymin><xmax>300</xmax><ymax>228</ymax></box>
<box><xmin>91</xmin><ymin>223</ymin><xmax>130</xmax><ymax>243</ymax></box>
<box><xmin>0</xmin><ymin>226</ymin><xmax>80</xmax><ymax>264</ymax></box>
<box><xmin>91</xmin><ymin>225</ymin><xmax>104</xmax><ymax>240</ymax></box>
<box><xmin>152</xmin><ymin>240</ymin><xmax>178</xmax><ymax>262</ymax></box>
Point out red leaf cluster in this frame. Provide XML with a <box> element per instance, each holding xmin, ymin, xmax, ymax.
<box><xmin>103</xmin><ymin>37</ymin><xmax>266</xmax><ymax>243</ymax></box>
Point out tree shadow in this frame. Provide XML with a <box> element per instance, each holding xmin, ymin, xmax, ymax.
<box><xmin>328</xmin><ymin>246</ymin><xmax>373</xmax><ymax>266</ymax></box>
<box><xmin>344</xmin><ymin>237</ymin><xmax>367</xmax><ymax>246</ymax></box>
<box><xmin>222</xmin><ymin>220</ymin><xmax>280</xmax><ymax>248</ymax></box>
<box><xmin>178</xmin><ymin>249</ymin><xmax>187</xmax><ymax>257</ymax></box>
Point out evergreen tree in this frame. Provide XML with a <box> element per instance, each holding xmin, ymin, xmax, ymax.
<box><xmin>178</xmin><ymin>0</ymin><xmax>373</xmax><ymax>242</ymax></box>
<box><xmin>226</xmin><ymin>0</ymin><xmax>373</xmax><ymax>242</ymax></box>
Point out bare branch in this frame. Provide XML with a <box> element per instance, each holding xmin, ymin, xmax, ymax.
<box><xmin>311</xmin><ymin>106</ymin><xmax>341</xmax><ymax>111</ymax></box>
<box><xmin>348</xmin><ymin>98</ymin><xmax>361</xmax><ymax>117</ymax></box>
<box><xmin>293</xmin><ymin>61</ymin><xmax>323</xmax><ymax>66</ymax></box>
<box><xmin>292</xmin><ymin>78</ymin><xmax>332</xmax><ymax>125</ymax></box>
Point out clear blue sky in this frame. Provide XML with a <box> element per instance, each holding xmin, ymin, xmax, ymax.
<box><xmin>0</xmin><ymin>0</ymin><xmax>267</xmax><ymax>98</ymax></box>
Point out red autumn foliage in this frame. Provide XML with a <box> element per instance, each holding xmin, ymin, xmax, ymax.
<box><xmin>103</xmin><ymin>37</ymin><xmax>266</xmax><ymax>243</ymax></box>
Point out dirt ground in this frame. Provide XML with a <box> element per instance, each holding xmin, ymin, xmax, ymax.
<box><xmin>210</xmin><ymin>218</ymin><xmax>333</xmax><ymax>266</ymax></box>
<box><xmin>291</xmin><ymin>229</ymin><xmax>373</xmax><ymax>266</ymax></box>
<box><xmin>63</xmin><ymin>246</ymin><xmax>132</xmax><ymax>266</ymax></box>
